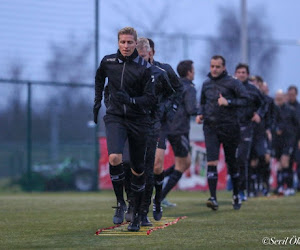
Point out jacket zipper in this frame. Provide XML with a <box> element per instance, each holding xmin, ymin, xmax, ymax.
<box><xmin>121</xmin><ymin>62</ymin><xmax>127</xmax><ymax>116</ymax></box>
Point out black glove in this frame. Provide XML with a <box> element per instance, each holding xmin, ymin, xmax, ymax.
<box><xmin>116</xmin><ymin>91</ymin><xmax>136</xmax><ymax>105</ymax></box>
<box><xmin>93</xmin><ymin>105</ymin><xmax>100</xmax><ymax>124</ymax></box>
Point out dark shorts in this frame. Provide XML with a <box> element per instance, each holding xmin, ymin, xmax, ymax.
<box><xmin>104</xmin><ymin>114</ymin><xmax>150</xmax><ymax>155</ymax></box>
<box><xmin>167</xmin><ymin>133</ymin><xmax>190</xmax><ymax>158</ymax></box>
<box><xmin>122</xmin><ymin>140</ymin><xmax>130</xmax><ymax>162</ymax></box>
<box><xmin>295</xmin><ymin>148</ymin><xmax>300</xmax><ymax>164</ymax></box>
<box><xmin>250</xmin><ymin>135</ymin><xmax>268</xmax><ymax>159</ymax></box>
<box><xmin>157</xmin><ymin>130</ymin><xmax>167</xmax><ymax>150</ymax></box>
<box><xmin>272</xmin><ymin>135</ymin><xmax>295</xmax><ymax>160</ymax></box>
<box><xmin>157</xmin><ymin>131</ymin><xmax>190</xmax><ymax>157</ymax></box>
<box><xmin>157</xmin><ymin>120</ymin><xmax>169</xmax><ymax>150</ymax></box>
<box><xmin>203</xmin><ymin>123</ymin><xmax>240</xmax><ymax>163</ymax></box>
<box><xmin>236</xmin><ymin>123</ymin><xmax>254</xmax><ymax>167</ymax></box>
<box><xmin>290</xmin><ymin>140</ymin><xmax>300</xmax><ymax>163</ymax></box>
<box><xmin>123</xmin><ymin>123</ymin><xmax>160</xmax><ymax>163</ymax></box>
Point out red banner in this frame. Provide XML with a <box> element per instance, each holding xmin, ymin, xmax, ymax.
<box><xmin>179</xmin><ymin>141</ymin><xmax>227</xmax><ymax>190</ymax></box>
<box><xmin>98</xmin><ymin>137</ymin><xmax>279</xmax><ymax>190</ymax></box>
<box><xmin>98</xmin><ymin>137</ymin><xmax>228</xmax><ymax>190</ymax></box>
<box><xmin>98</xmin><ymin>137</ymin><xmax>111</xmax><ymax>189</ymax></box>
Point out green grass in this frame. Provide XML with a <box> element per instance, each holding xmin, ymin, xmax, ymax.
<box><xmin>0</xmin><ymin>191</ymin><xmax>299</xmax><ymax>249</ymax></box>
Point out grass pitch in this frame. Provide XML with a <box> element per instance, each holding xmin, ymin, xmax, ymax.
<box><xmin>0</xmin><ymin>191</ymin><xmax>299</xmax><ymax>249</ymax></box>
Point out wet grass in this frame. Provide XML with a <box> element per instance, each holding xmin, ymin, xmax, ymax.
<box><xmin>1</xmin><ymin>190</ymin><xmax>299</xmax><ymax>249</ymax></box>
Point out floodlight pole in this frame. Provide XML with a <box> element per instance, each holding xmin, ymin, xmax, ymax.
<box><xmin>27</xmin><ymin>82</ymin><xmax>32</xmax><ymax>191</ymax></box>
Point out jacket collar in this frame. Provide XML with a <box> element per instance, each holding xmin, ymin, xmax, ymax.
<box><xmin>289</xmin><ymin>100</ymin><xmax>299</xmax><ymax>107</ymax></box>
<box><xmin>181</xmin><ymin>77</ymin><xmax>194</xmax><ymax>85</ymax></box>
<box><xmin>117</xmin><ymin>49</ymin><xmax>139</xmax><ymax>62</ymax></box>
<box><xmin>207</xmin><ymin>70</ymin><xmax>228</xmax><ymax>81</ymax></box>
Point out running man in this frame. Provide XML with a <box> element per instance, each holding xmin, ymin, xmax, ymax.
<box><xmin>196</xmin><ymin>55</ymin><xmax>249</xmax><ymax>210</ymax></box>
<box><xmin>234</xmin><ymin>64</ymin><xmax>266</xmax><ymax>201</ymax></box>
<box><xmin>94</xmin><ymin>27</ymin><xmax>156</xmax><ymax>231</ymax></box>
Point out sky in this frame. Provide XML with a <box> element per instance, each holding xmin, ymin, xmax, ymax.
<box><xmin>0</xmin><ymin>0</ymin><xmax>300</xmax><ymax>98</ymax></box>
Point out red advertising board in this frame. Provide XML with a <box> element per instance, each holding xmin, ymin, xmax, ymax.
<box><xmin>99</xmin><ymin>137</ymin><xmax>228</xmax><ymax>190</ymax></box>
<box><xmin>98</xmin><ymin>137</ymin><xmax>279</xmax><ymax>190</ymax></box>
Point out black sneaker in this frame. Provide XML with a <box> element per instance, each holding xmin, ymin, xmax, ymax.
<box><xmin>141</xmin><ymin>215</ymin><xmax>153</xmax><ymax>226</ymax></box>
<box><xmin>206</xmin><ymin>197</ymin><xmax>218</xmax><ymax>211</ymax></box>
<box><xmin>232</xmin><ymin>195</ymin><xmax>242</xmax><ymax>210</ymax></box>
<box><xmin>153</xmin><ymin>198</ymin><xmax>163</xmax><ymax>221</ymax></box>
<box><xmin>127</xmin><ymin>214</ymin><xmax>141</xmax><ymax>232</ymax></box>
<box><xmin>112</xmin><ymin>202</ymin><xmax>126</xmax><ymax>225</ymax></box>
<box><xmin>125</xmin><ymin>201</ymin><xmax>134</xmax><ymax>222</ymax></box>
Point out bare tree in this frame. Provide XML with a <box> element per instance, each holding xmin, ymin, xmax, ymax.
<box><xmin>46</xmin><ymin>33</ymin><xmax>93</xmax><ymax>83</ymax></box>
<box><xmin>43</xmin><ymin>33</ymin><xmax>95</xmax><ymax>161</ymax></box>
<box><xmin>107</xmin><ymin>1</ymin><xmax>180</xmax><ymax>63</ymax></box>
<box><xmin>202</xmin><ymin>6</ymin><xmax>278</xmax><ymax>86</ymax></box>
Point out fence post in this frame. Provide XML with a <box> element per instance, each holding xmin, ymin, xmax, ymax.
<box><xmin>94</xmin><ymin>0</ymin><xmax>100</xmax><ymax>190</ymax></box>
<box><xmin>27</xmin><ymin>81</ymin><xmax>32</xmax><ymax>191</ymax></box>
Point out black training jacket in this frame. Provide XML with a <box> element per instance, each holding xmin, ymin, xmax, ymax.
<box><xmin>274</xmin><ymin>103</ymin><xmax>299</xmax><ymax>138</ymax></box>
<box><xmin>289</xmin><ymin>101</ymin><xmax>300</xmax><ymax>126</ymax></box>
<box><xmin>289</xmin><ymin>101</ymin><xmax>300</xmax><ymax>140</ymax></box>
<box><xmin>153</xmin><ymin>61</ymin><xmax>183</xmax><ymax>132</ymax></box>
<box><xmin>148</xmin><ymin>64</ymin><xmax>175</xmax><ymax>124</ymax></box>
<box><xmin>153</xmin><ymin>60</ymin><xmax>183</xmax><ymax>107</ymax></box>
<box><xmin>94</xmin><ymin>49</ymin><xmax>156</xmax><ymax>119</ymax></box>
<box><xmin>252</xmin><ymin>94</ymin><xmax>274</xmax><ymax>137</ymax></box>
<box><xmin>168</xmin><ymin>78</ymin><xmax>199</xmax><ymax>135</ymax></box>
<box><xmin>238</xmin><ymin>80</ymin><xmax>267</xmax><ymax>125</ymax></box>
<box><xmin>199</xmin><ymin>71</ymin><xmax>249</xmax><ymax>125</ymax></box>
<box><xmin>264</xmin><ymin>94</ymin><xmax>276</xmax><ymax>131</ymax></box>
<box><xmin>151</xmin><ymin>64</ymin><xmax>175</xmax><ymax>98</ymax></box>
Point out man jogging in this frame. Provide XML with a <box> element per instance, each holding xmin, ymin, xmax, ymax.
<box><xmin>123</xmin><ymin>37</ymin><xmax>175</xmax><ymax>226</ymax></box>
<box><xmin>234</xmin><ymin>63</ymin><xmax>266</xmax><ymax>201</ymax></box>
<box><xmin>94</xmin><ymin>27</ymin><xmax>155</xmax><ymax>232</ymax></box>
<box><xmin>196</xmin><ymin>55</ymin><xmax>249</xmax><ymax>210</ymax></box>
<box><xmin>273</xmin><ymin>90</ymin><xmax>299</xmax><ymax>195</ymax></box>
<box><xmin>147</xmin><ymin>38</ymin><xmax>184</xmax><ymax>217</ymax></box>
<box><xmin>158</xmin><ymin>60</ymin><xmax>200</xmax><ymax>205</ymax></box>
<box><xmin>287</xmin><ymin>86</ymin><xmax>300</xmax><ymax>194</ymax></box>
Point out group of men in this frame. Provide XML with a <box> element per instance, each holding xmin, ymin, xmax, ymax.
<box><xmin>93</xmin><ymin>27</ymin><xmax>300</xmax><ymax>232</ymax></box>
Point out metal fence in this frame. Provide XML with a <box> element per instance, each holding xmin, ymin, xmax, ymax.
<box><xmin>1</xmin><ymin>0</ymin><xmax>300</xmax><ymax>192</ymax></box>
<box><xmin>0</xmin><ymin>79</ymin><xmax>99</xmax><ymax>191</ymax></box>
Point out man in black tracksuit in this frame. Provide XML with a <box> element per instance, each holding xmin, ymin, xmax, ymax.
<box><xmin>146</xmin><ymin>39</ymin><xmax>184</xmax><ymax>217</ymax></box>
<box><xmin>234</xmin><ymin>63</ymin><xmax>267</xmax><ymax>201</ymax></box>
<box><xmin>248</xmin><ymin>77</ymin><xmax>275</xmax><ymax>197</ymax></box>
<box><xmin>273</xmin><ymin>90</ymin><xmax>299</xmax><ymax>195</ymax></box>
<box><xmin>287</xmin><ymin>86</ymin><xmax>300</xmax><ymax>193</ymax></box>
<box><xmin>196</xmin><ymin>55</ymin><xmax>249</xmax><ymax>210</ymax></box>
<box><xmin>93</xmin><ymin>27</ymin><xmax>156</xmax><ymax>232</ymax></box>
<box><xmin>260</xmin><ymin>84</ymin><xmax>276</xmax><ymax>196</ymax></box>
<box><xmin>122</xmin><ymin>37</ymin><xmax>176</xmax><ymax>226</ymax></box>
<box><xmin>157</xmin><ymin>60</ymin><xmax>200</xmax><ymax>205</ymax></box>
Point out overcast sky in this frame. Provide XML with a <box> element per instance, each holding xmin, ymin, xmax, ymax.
<box><xmin>0</xmin><ymin>0</ymin><xmax>300</xmax><ymax>96</ymax></box>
